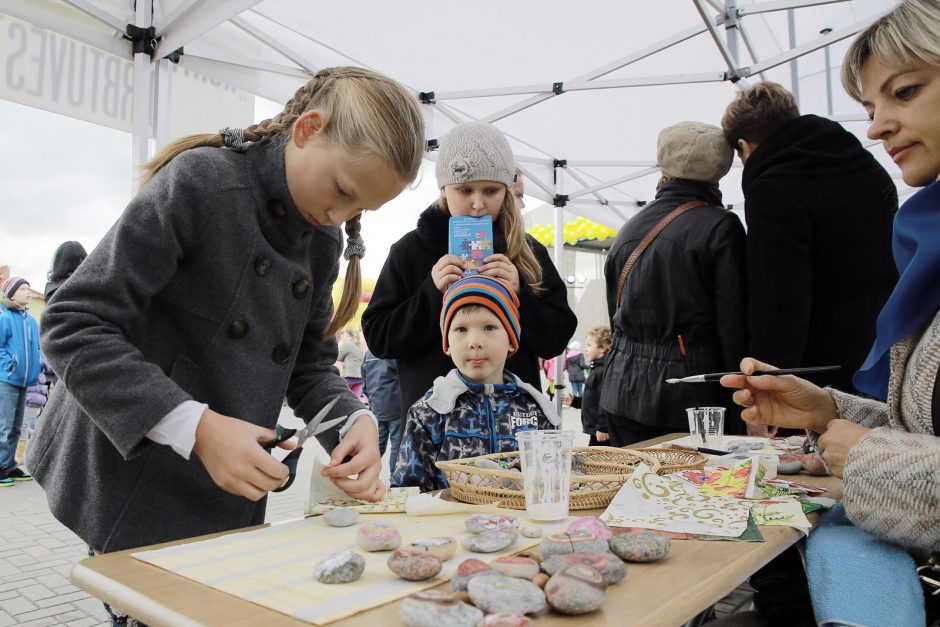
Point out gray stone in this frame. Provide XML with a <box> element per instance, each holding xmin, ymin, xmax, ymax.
<box><xmin>777</xmin><ymin>460</ymin><xmax>804</xmax><ymax>474</ymax></box>
<box><xmin>490</xmin><ymin>556</ymin><xmax>540</xmax><ymax>579</ymax></box>
<box><xmin>479</xmin><ymin>613</ymin><xmax>536</xmax><ymax>627</ymax></box>
<box><xmin>545</xmin><ymin>564</ymin><xmax>607</xmax><ymax>615</ymax></box>
<box><xmin>465</xmin><ymin>514</ymin><xmax>519</xmax><ymax>534</ymax></box>
<box><xmin>520</xmin><ymin>525</ymin><xmax>542</xmax><ymax>538</ymax></box>
<box><xmin>451</xmin><ymin>558</ymin><xmax>494</xmax><ymax>592</ymax></box>
<box><xmin>609</xmin><ymin>530</ymin><xmax>671</xmax><ymax>563</ymax></box>
<box><xmin>323</xmin><ymin>507</ymin><xmax>359</xmax><ymax>527</ymax></box>
<box><xmin>387</xmin><ymin>549</ymin><xmax>443</xmax><ymax>581</ymax></box>
<box><xmin>314</xmin><ymin>549</ymin><xmax>365</xmax><ymax>584</ymax></box>
<box><xmin>399</xmin><ymin>590</ymin><xmax>483</xmax><ymax>627</ymax></box>
<box><xmin>462</xmin><ymin>529</ymin><xmax>517</xmax><ymax>553</ymax></box>
<box><xmin>540</xmin><ymin>552</ymin><xmax>626</xmax><ymax>584</ymax></box>
<box><xmin>467</xmin><ymin>574</ymin><xmax>547</xmax><ymax>615</ymax></box>
<box><xmin>538</xmin><ymin>530</ymin><xmax>607</xmax><ymax>559</ymax></box>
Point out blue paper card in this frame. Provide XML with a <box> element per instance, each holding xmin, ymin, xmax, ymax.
<box><xmin>448</xmin><ymin>215</ymin><xmax>494</xmax><ymax>275</ymax></box>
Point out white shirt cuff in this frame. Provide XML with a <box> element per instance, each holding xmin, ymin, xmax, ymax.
<box><xmin>339</xmin><ymin>410</ymin><xmax>377</xmax><ymax>439</ymax></box>
<box><xmin>145</xmin><ymin>400</ymin><xmax>206</xmax><ymax>460</ymax></box>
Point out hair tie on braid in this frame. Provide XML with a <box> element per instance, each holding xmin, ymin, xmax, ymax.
<box><xmin>220</xmin><ymin>127</ymin><xmax>247</xmax><ymax>152</ymax></box>
<box><xmin>343</xmin><ymin>235</ymin><xmax>366</xmax><ymax>260</ymax></box>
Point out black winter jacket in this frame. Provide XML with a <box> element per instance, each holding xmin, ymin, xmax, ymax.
<box><xmin>580</xmin><ymin>354</ymin><xmax>610</xmax><ymax>435</ymax></box>
<box><xmin>742</xmin><ymin>115</ymin><xmax>898</xmax><ymax>393</ymax></box>
<box><xmin>362</xmin><ymin>205</ymin><xmax>577</xmax><ymax>425</ymax></box>
<box><xmin>601</xmin><ymin>180</ymin><xmax>747</xmax><ymax>431</ymax></box>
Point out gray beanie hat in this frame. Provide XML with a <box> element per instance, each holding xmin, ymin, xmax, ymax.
<box><xmin>657</xmin><ymin>121</ymin><xmax>733</xmax><ymax>184</ymax></box>
<box><xmin>436</xmin><ymin>122</ymin><xmax>515</xmax><ymax>189</ymax></box>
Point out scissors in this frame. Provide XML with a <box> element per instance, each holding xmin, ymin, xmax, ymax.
<box><xmin>262</xmin><ymin>397</ymin><xmax>348</xmax><ymax>492</ymax></box>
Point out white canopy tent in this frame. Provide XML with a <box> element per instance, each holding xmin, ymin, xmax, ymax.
<box><xmin>1</xmin><ymin>0</ymin><xmax>904</xmax><ymax>223</ymax></box>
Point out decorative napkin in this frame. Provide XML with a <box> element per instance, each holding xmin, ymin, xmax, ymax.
<box><xmin>599</xmin><ymin>463</ymin><xmax>751</xmax><ymax>537</ymax></box>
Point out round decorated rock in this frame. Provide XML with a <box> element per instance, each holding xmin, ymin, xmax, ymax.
<box><xmin>777</xmin><ymin>459</ymin><xmax>804</xmax><ymax>474</ymax></box>
<box><xmin>451</xmin><ymin>558</ymin><xmax>493</xmax><ymax>592</ymax></box>
<box><xmin>520</xmin><ymin>525</ymin><xmax>542</xmax><ymax>538</ymax></box>
<box><xmin>490</xmin><ymin>556</ymin><xmax>540</xmax><ymax>579</ymax></box>
<box><xmin>388</xmin><ymin>549</ymin><xmax>443</xmax><ymax>581</ymax></box>
<box><xmin>609</xmin><ymin>530</ymin><xmax>671</xmax><ymax>563</ymax></box>
<box><xmin>545</xmin><ymin>564</ymin><xmax>607</xmax><ymax>615</ymax></box>
<box><xmin>462</xmin><ymin>529</ymin><xmax>517</xmax><ymax>553</ymax></box>
<box><xmin>538</xmin><ymin>530</ymin><xmax>607</xmax><ymax>559</ymax></box>
<box><xmin>407</xmin><ymin>537</ymin><xmax>457</xmax><ymax>561</ymax></box>
<box><xmin>399</xmin><ymin>590</ymin><xmax>483</xmax><ymax>627</ymax></box>
<box><xmin>540</xmin><ymin>552</ymin><xmax>626</xmax><ymax>585</ymax></box>
<box><xmin>566</xmin><ymin>517</ymin><xmax>613</xmax><ymax>542</ymax></box>
<box><xmin>481</xmin><ymin>612</ymin><xmax>536</xmax><ymax>627</ymax></box>
<box><xmin>467</xmin><ymin>574</ymin><xmax>547</xmax><ymax>615</ymax></box>
<box><xmin>465</xmin><ymin>514</ymin><xmax>520</xmax><ymax>534</ymax></box>
<box><xmin>356</xmin><ymin>522</ymin><xmax>402</xmax><ymax>552</ymax></box>
<box><xmin>314</xmin><ymin>549</ymin><xmax>365</xmax><ymax>584</ymax></box>
<box><xmin>322</xmin><ymin>507</ymin><xmax>359</xmax><ymax>527</ymax></box>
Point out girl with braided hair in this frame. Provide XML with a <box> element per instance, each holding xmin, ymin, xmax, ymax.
<box><xmin>28</xmin><ymin>67</ymin><xmax>425</xmax><ymax>558</ymax></box>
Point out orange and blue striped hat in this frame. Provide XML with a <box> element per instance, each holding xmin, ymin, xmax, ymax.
<box><xmin>440</xmin><ymin>275</ymin><xmax>521</xmax><ymax>356</ymax></box>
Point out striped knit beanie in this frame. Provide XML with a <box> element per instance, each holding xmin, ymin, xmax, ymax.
<box><xmin>2</xmin><ymin>277</ymin><xmax>29</xmax><ymax>299</ymax></box>
<box><xmin>440</xmin><ymin>276</ymin><xmax>521</xmax><ymax>356</ymax></box>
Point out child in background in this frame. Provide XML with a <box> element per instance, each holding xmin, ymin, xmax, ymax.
<box><xmin>393</xmin><ymin>275</ymin><xmax>560</xmax><ymax>492</ymax></box>
<box><xmin>363</xmin><ymin>121</ymin><xmax>576</xmax><ymax>437</ymax></box>
<box><xmin>361</xmin><ymin>350</ymin><xmax>402</xmax><ymax>473</ymax></box>
<box><xmin>565</xmin><ymin>341</ymin><xmax>586</xmax><ymax>400</ymax></box>
<box><xmin>28</xmin><ymin>67</ymin><xmax>425</xmax><ymax>556</ymax></box>
<box><xmin>336</xmin><ymin>328</ymin><xmax>365</xmax><ymax>399</ymax></box>
<box><xmin>0</xmin><ymin>277</ymin><xmax>41</xmax><ymax>486</ymax></box>
<box><xmin>581</xmin><ymin>326</ymin><xmax>613</xmax><ymax>446</ymax></box>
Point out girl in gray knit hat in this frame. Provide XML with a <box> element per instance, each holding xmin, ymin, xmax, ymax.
<box><xmin>362</xmin><ymin>122</ymin><xmax>577</xmax><ymax>429</ymax></box>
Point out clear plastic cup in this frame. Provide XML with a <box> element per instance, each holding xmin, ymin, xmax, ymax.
<box><xmin>515</xmin><ymin>430</ymin><xmax>575</xmax><ymax>521</ymax></box>
<box><xmin>686</xmin><ymin>407</ymin><xmax>726</xmax><ymax>448</ymax></box>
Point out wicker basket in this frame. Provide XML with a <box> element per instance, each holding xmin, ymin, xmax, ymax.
<box><xmin>435</xmin><ymin>446</ymin><xmax>708</xmax><ymax>511</ymax></box>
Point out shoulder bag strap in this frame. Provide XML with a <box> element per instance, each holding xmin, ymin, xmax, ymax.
<box><xmin>615</xmin><ymin>200</ymin><xmax>707</xmax><ymax>308</ymax></box>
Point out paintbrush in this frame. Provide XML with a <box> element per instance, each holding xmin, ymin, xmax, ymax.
<box><xmin>665</xmin><ymin>365</ymin><xmax>841</xmax><ymax>384</ymax></box>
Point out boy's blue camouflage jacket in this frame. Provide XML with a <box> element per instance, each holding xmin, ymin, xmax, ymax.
<box><xmin>392</xmin><ymin>369</ymin><xmax>560</xmax><ymax>492</ymax></box>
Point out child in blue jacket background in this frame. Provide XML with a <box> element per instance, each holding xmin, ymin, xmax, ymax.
<box><xmin>392</xmin><ymin>275</ymin><xmax>559</xmax><ymax>492</ymax></box>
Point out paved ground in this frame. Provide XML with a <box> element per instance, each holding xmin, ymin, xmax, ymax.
<box><xmin>0</xmin><ymin>406</ymin><xmax>752</xmax><ymax>625</ymax></box>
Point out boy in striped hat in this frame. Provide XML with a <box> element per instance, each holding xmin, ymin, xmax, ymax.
<box><xmin>392</xmin><ymin>275</ymin><xmax>559</xmax><ymax>492</ymax></box>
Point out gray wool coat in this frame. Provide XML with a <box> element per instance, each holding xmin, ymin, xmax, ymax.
<box><xmin>28</xmin><ymin>137</ymin><xmax>366</xmax><ymax>552</ymax></box>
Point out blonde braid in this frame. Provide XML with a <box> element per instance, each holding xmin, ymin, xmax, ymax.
<box><xmin>326</xmin><ymin>216</ymin><xmax>364</xmax><ymax>338</ymax></box>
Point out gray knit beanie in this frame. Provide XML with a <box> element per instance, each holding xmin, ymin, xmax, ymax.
<box><xmin>436</xmin><ymin>122</ymin><xmax>515</xmax><ymax>189</ymax></box>
<box><xmin>657</xmin><ymin>121</ymin><xmax>733</xmax><ymax>184</ymax></box>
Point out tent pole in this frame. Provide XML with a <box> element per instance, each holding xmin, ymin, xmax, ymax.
<box><xmin>553</xmin><ymin>160</ymin><xmax>567</xmax><ymax>417</ymax></box>
<box><xmin>155</xmin><ymin>58</ymin><xmax>172</xmax><ymax>151</ymax></box>
<box><xmin>724</xmin><ymin>0</ymin><xmax>739</xmax><ymax>66</ymax></box>
<box><xmin>821</xmin><ymin>28</ymin><xmax>834</xmax><ymax>115</ymax></box>
<box><xmin>132</xmin><ymin>0</ymin><xmax>154</xmax><ymax>172</ymax></box>
<box><xmin>787</xmin><ymin>9</ymin><xmax>800</xmax><ymax>104</ymax></box>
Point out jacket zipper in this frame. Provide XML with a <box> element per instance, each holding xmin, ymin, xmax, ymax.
<box><xmin>21</xmin><ymin>312</ymin><xmax>30</xmax><ymax>387</ymax></box>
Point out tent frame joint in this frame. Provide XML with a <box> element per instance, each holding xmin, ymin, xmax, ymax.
<box><xmin>553</xmin><ymin>194</ymin><xmax>569</xmax><ymax>207</ymax></box>
<box><xmin>552</xmin><ymin>82</ymin><xmax>564</xmax><ymax>95</ymax></box>
<box><xmin>418</xmin><ymin>91</ymin><xmax>436</xmax><ymax>104</ymax></box>
<box><xmin>125</xmin><ymin>24</ymin><xmax>158</xmax><ymax>58</ymax></box>
<box><xmin>426</xmin><ymin>139</ymin><xmax>439</xmax><ymax>152</ymax></box>
<box><xmin>553</xmin><ymin>159</ymin><xmax>567</xmax><ymax>168</ymax></box>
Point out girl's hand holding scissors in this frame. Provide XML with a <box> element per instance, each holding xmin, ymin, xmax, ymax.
<box><xmin>193</xmin><ymin>408</ymin><xmax>295</xmax><ymax>501</ymax></box>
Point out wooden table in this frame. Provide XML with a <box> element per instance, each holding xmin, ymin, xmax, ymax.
<box><xmin>72</xmin><ymin>434</ymin><xmax>842</xmax><ymax>626</ymax></box>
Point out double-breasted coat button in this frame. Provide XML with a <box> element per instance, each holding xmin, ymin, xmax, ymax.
<box><xmin>228</xmin><ymin>320</ymin><xmax>249</xmax><ymax>339</ymax></box>
<box><xmin>272</xmin><ymin>344</ymin><xmax>291</xmax><ymax>364</ymax></box>
<box><xmin>254</xmin><ymin>256</ymin><xmax>271</xmax><ymax>276</ymax></box>
<box><xmin>292</xmin><ymin>278</ymin><xmax>310</xmax><ymax>298</ymax></box>
<box><xmin>267</xmin><ymin>199</ymin><xmax>286</xmax><ymax>218</ymax></box>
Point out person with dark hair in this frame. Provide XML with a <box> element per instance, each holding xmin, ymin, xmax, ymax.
<box><xmin>44</xmin><ymin>241</ymin><xmax>87</xmax><ymax>301</ymax></box>
<box><xmin>721</xmin><ymin>81</ymin><xmax>898</xmax><ymax>421</ymax></box>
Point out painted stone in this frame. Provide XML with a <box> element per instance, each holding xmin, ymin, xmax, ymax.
<box><xmin>462</xmin><ymin>529</ymin><xmax>517</xmax><ymax>553</ymax></box>
<box><xmin>566</xmin><ymin>517</ymin><xmax>613</xmax><ymax>542</ymax></box>
<box><xmin>540</xmin><ymin>552</ymin><xmax>626</xmax><ymax>584</ymax></box>
<box><xmin>407</xmin><ymin>537</ymin><xmax>457</xmax><ymax>561</ymax></box>
<box><xmin>387</xmin><ymin>549</ymin><xmax>443</xmax><ymax>581</ymax></box>
<box><xmin>356</xmin><ymin>522</ymin><xmax>402</xmax><ymax>552</ymax></box>
<box><xmin>545</xmin><ymin>564</ymin><xmax>607</xmax><ymax>615</ymax></box>
<box><xmin>777</xmin><ymin>459</ymin><xmax>804</xmax><ymax>474</ymax></box>
<box><xmin>538</xmin><ymin>530</ymin><xmax>607</xmax><ymax>559</ymax></box>
<box><xmin>314</xmin><ymin>549</ymin><xmax>365</xmax><ymax>584</ymax></box>
<box><xmin>481</xmin><ymin>612</ymin><xmax>536</xmax><ymax>627</ymax></box>
<box><xmin>802</xmin><ymin>452</ymin><xmax>829</xmax><ymax>476</ymax></box>
<box><xmin>520</xmin><ymin>525</ymin><xmax>542</xmax><ymax>538</ymax></box>
<box><xmin>465</xmin><ymin>514</ymin><xmax>520</xmax><ymax>534</ymax></box>
<box><xmin>323</xmin><ymin>507</ymin><xmax>359</xmax><ymax>527</ymax></box>
<box><xmin>467</xmin><ymin>574</ymin><xmax>547</xmax><ymax>615</ymax></box>
<box><xmin>451</xmin><ymin>558</ymin><xmax>494</xmax><ymax>592</ymax></box>
<box><xmin>490</xmin><ymin>556</ymin><xmax>540</xmax><ymax>579</ymax></box>
<box><xmin>399</xmin><ymin>590</ymin><xmax>483</xmax><ymax>627</ymax></box>
<box><xmin>531</xmin><ymin>573</ymin><xmax>549</xmax><ymax>589</ymax></box>
<box><xmin>609</xmin><ymin>530</ymin><xmax>671</xmax><ymax>563</ymax></box>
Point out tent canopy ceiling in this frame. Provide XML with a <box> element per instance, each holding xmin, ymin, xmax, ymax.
<box><xmin>4</xmin><ymin>0</ymin><xmax>902</xmax><ymax>228</ymax></box>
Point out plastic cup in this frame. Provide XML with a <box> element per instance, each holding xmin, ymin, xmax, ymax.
<box><xmin>686</xmin><ymin>407</ymin><xmax>725</xmax><ymax>448</ymax></box>
<box><xmin>515</xmin><ymin>430</ymin><xmax>575</xmax><ymax>521</ymax></box>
